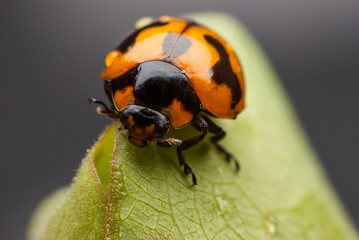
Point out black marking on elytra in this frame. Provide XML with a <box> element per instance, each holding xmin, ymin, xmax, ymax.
<box><xmin>204</xmin><ymin>34</ymin><xmax>242</xmax><ymax>109</ymax></box>
<box><xmin>116</xmin><ymin>21</ymin><xmax>169</xmax><ymax>53</ymax></box>
<box><xmin>172</xmin><ymin>36</ymin><xmax>192</xmax><ymax>59</ymax></box>
<box><xmin>162</xmin><ymin>33</ymin><xmax>192</xmax><ymax>60</ymax></box>
<box><xmin>162</xmin><ymin>32</ymin><xmax>178</xmax><ymax>55</ymax></box>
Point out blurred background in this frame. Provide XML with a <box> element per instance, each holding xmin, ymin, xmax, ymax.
<box><xmin>1</xmin><ymin>0</ymin><xmax>358</xmax><ymax>239</ymax></box>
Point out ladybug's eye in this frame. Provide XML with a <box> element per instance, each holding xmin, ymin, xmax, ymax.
<box><xmin>105</xmin><ymin>50</ymin><xmax>120</xmax><ymax>67</ymax></box>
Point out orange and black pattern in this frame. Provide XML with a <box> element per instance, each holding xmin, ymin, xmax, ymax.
<box><xmin>102</xmin><ymin>16</ymin><xmax>245</xmax><ymax>127</ymax></box>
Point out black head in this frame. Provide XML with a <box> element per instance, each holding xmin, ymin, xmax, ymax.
<box><xmin>119</xmin><ymin>105</ymin><xmax>170</xmax><ymax>147</ymax></box>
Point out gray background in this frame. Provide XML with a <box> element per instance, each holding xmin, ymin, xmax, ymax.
<box><xmin>1</xmin><ymin>0</ymin><xmax>358</xmax><ymax>239</ymax></box>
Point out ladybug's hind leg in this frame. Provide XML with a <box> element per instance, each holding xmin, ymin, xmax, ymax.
<box><xmin>174</xmin><ymin>115</ymin><xmax>209</xmax><ymax>186</ymax></box>
<box><xmin>201</xmin><ymin>115</ymin><xmax>240</xmax><ymax>172</ymax></box>
<box><xmin>88</xmin><ymin>98</ymin><xmax>119</xmax><ymax>119</ymax></box>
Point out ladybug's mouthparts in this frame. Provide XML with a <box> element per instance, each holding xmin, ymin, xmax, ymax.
<box><xmin>128</xmin><ymin>133</ymin><xmax>149</xmax><ymax>148</ymax></box>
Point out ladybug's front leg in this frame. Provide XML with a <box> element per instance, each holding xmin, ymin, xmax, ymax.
<box><xmin>155</xmin><ymin>137</ymin><xmax>197</xmax><ymax>185</ymax></box>
<box><xmin>88</xmin><ymin>98</ymin><xmax>119</xmax><ymax>119</ymax></box>
<box><xmin>155</xmin><ymin>138</ymin><xmax>182</xmax><ymax>148</ymax></box>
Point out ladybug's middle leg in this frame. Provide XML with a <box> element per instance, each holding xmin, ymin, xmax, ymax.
<box><xmin>88</xmin><ymin>98</ymin><xmax>119</xmax><ymax>119</ymax></box>
<box><xmin>201</xmin><ymin>115</ymin><xmax>240</xmax><ymax>172</ymax></box>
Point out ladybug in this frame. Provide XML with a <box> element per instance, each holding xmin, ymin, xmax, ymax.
<box><xmin>90</xmin><ymin>16</ymin><xmax>245</xmax><ymax>185</ymax></box>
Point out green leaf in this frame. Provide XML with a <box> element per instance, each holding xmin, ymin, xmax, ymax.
<box><xmin>28</xmin><ymin>12</ymin><xmax>358</xmax><ymax>240</ymax></box>
<box><xmin>29</xmin><ymin>125</ymin><xmax>115</xmax><ymax>240</ymax></box>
